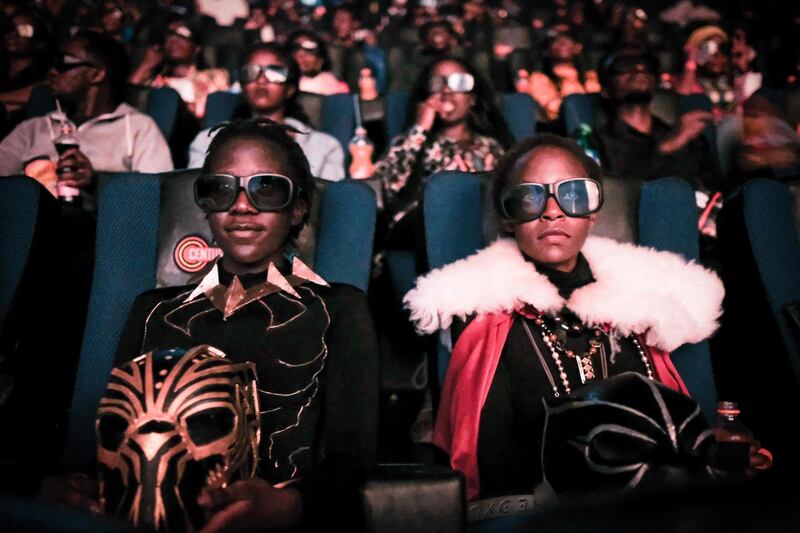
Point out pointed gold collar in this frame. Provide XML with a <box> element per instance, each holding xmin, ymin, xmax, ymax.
<box><xmin>183</xmin><ymin>258</ymin><xmax>328</xmax><ymax>319</ymax></box>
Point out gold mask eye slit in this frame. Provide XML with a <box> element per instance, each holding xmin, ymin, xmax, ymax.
<box><xmin>185</xmin><ymin>407</ymin><xmax>236</xmax><ymax>445</ymax></box>
<box><xmin>98</xmin><ymin>413</ymin><xmax>130</xmax><ymax>451</ymax></box>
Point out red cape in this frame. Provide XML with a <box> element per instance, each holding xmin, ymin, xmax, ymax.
<box><xmin>432</xmin><ymin>310</ymin><xmax>689</xmax><ymax>501</ymax></box>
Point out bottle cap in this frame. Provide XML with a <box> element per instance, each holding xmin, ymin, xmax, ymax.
<box><xmin>717</xmin><ymin>400</ymin><xmax>740</xmax><ymax>416</ymax></box>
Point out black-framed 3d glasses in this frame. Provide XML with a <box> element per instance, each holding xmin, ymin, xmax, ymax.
<box><xmin>194</xmin><ymin>173</ymin><xmax>299</xmax><ymax>212</ymax></box>
<box><xmin>428</xmin><ymin>72</ymin><xmax>475</xmax><ymax>94</ymax></box>
<box><xmin>239</xmin><ymin>64</ymin><xmax>290</xmax><ymax>85</ymax></box>
<box><xmin>499</xmin><ymin>178</ymin><xmax>603</xmax><ymax>224</ymax></box>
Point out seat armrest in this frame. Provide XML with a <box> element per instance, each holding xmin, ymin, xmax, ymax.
<box><xmin>360</xmin><ymin>464</ymin><xmax>465</xmax><ymax>533</ymax></box>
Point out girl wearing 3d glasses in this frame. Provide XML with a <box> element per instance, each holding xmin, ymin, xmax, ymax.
<box><xmin>188</xmin><ymin>43</ymin><xmax>345</xmax><ymax>181</ymax></box>
<box><xmin>42</xmin><ymin>119</ymin><xmax>377</xmax><ymax>532</ymax></box>
<box><xmin>372</xmin><ymin>57</ymin><xmax>513</xmax><ymax>249</ymax></box>
<box><xmin>405</xmin><ymin>134</ymin><xmax>725</xmax><ymax>501</ymax></box>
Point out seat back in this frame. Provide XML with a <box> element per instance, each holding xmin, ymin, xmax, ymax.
<box><xmin>501</xmin><ymin>93</ymin><xmax>538</xmax><ymax>142</ymax></box>
<box><xmin>560</xmin><ymin>93</ymin><xmax>601</xmax><ymax>136</ymax></box>
<box><xmin>364</xmin><ymin>45</ymin><xmax>388</xmax><ymax>94</ymax></box>
<box><xmin>321</xmin><ymin>93</ymin><xmax>356</xmax><ymax>153</ymax></box>
<box><xmin>743</xmin><ymin>179</ymin><xmax>800</xmax><ymax>378</ymax></box>
<box><xmin>62</xmin><ymin>173</ymin><xmax>161</xmax><ymax>471</ymax></box>
<box><xmin>155</xmin><ymin>170</ymin><xmax>375</xmax><ymax>289</ymax></box>
<box><xmin>203</xmin><ymin>91</ymin><xmax>241</xmax><ymax>130</ymax></box>
<box><xmin>715</xmin><ymin>178</ymin><xmax>800</xmax><ymax>471</ymax></box>
<box><xmin>386</xmin><ymin>90</ymin><xmax>410</xmax><ymax>141</ymax></box>
<box><xmin>146</xmin><ymin>87</ymin><xmax>181</xmax><ymax>139</ymax></box>
<box><xmin>0</xmin><ymin>177</ymin><xmax>44</xmax><ymax>326</ymax></box>
<box><xmin>639</xmin><ymin>178</ymin><xmax>717</xmax><ymax>421</ymax></box>
<box><xmin>63</xmin><ymin>171</ymin><xmax>376</xmax><ymax>470</ymax></box>
<box><xmin>24</xmin><ymin>84</ymin><xmax>56</xmax><ymax>118</ymax></box>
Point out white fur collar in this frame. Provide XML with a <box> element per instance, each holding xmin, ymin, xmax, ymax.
<box><xmin>404</xmin><ymin>237</ymin><xmax>724</xmax><ymax>352</ymax></box>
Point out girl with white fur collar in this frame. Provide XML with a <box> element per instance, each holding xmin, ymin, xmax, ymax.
<box><xmin>404</xmin><ymin>134</ymin><xmax>724</xmax><ymax>501</ymax></box>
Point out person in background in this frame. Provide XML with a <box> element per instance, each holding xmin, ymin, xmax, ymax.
<box><xmin>593</xmin><ymin>48</ymin><xmax>721</xmax><ymax>192</ymax></box>
<box><xmin>0</xmin><ymin>30</ymin><xmax>173</xmax><ymax>193</ymax></box>
<box><xmin>389</xmin><ymin>18</ymin><xmax>464</xmax><ymax>91</ymax></box>
<box><xmin>326</xmin><ymin>3</ymin><xmax>377</xmax><ymax>93</ymax></box>
<box><xmin>96</xmin><ymin>0</ymin><xmax>132</xmax><ymax>44</ymax></box>
<box><xmin>188</xmin><ymin>43</ymin><xmax>345</xmax><ymax>181</ymax></box>
<box><xmin>288</xmin><ymin>29</ymin><xmax>348</xmax><ymax>96</ymax></box>
<box><xmin>129</xmin><ymin>17</ymin><xmax>229</xmax><ymax>119</ymax></box>
<box><xmin>0</xmin><ymin>9</ymin><xmax>52</xmax><ymax>133</ymax></box>
<box><xmin>373</xmin><ymin>56</ymin><xmax>512</xmax><ymax>250</ymax></box>
<box><xmin>519</xmin><ymin>28</ymin><xmax>601</xmax><ymax>123</ymax></box>
<box><xmin>676</xmin><ymin>25</ymin><xmax>735</xmax><ymax>115</ymax></box>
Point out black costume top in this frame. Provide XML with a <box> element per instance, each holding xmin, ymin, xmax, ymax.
<box><xmin>115</xmin><ymin>263</ymin><xmax>378</xmax><ymax>524</ymax></box>
<box><xmin>476</xmin><ymin>255</ymin><xmax>649</xmax><ymax>497</ymax></box>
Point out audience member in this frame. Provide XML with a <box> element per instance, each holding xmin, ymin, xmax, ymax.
<box><xmin>373</xmin><ymin>56</ymin><xmax>511</xmax><ymax>250</ymax></box>
<box><xmin>129</xmin><ymin>17</ymin><xmax>229</xmax><ymax>119</ymax></box>
<box><xmin>519</xmin><ymin>28</ymin><xmax>601</xmax><ymax>123</ymax></box>
<box><xmin>389</xmin><ymin>19</ymin><xmax>464</xmax><ymax>91</ymax></box>
<box><xmin>188</xmin><ymin>43</ymin><xmax>345</xmax><ymax>180</ymax></box>
<box><xmin>326</xmin><ymin>4</ymin><xmax>377</xmax><ymax>93</ymax></box>
<box><xmin>0</xmin><ymin>30</ymin><xmax>172</xmax><ymax>192</ymax></box>
<box><xmin>676</xmin><ymin>25</ymin><xmax>735</xmax><ymax>114</ymax></box>
<box><xmin>40</xmin><ymin>118</ymin><xmax>378</xmax><ymax>531</ymax></box>
<box><xmin>288</xmin><ymin>29</ymin><xmax>348</xmax><ymax>96</ymax></box>
<box><xmin>405</xmin><ymin>134</ymin><xmax>726</xmax><ymax>500</ymax></box>
<box><xmin>0</xmin><ymin>9</ymin><xmax>51</xmax><ymax>130</ymax></box>
<box><xmin>594</xmin><ymin>48</ymin><xmax>721</xmax><ymax>192</ymax></box>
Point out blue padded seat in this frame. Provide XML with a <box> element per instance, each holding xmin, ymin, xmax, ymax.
<box><xmin>0</xmin><ymin>177</ymin><xmax>43</xmax><ymax>326</ymax></box>
<box><xmin>501</xmin><ymin>93</ymin><xmax>538</xmax><ymax>142</ymax></box>
<box><xmin>560</xmin><ymin>93</ymin><xmax>601</xmax><ymax>136</ymax></box>
<box><xmin>385</xmin><ymin>90</ymin><xmax>410</xmax><ymax>141</ymax></box>
<box><xmin>203</xmin><ymin>91</ymin><xmax>241</xmax><ymax>130</ymax></box>
<box><xmin>145</xmin><ymin>87</ymin><xmax>181</xmax><ymax>140</ymax></box>
<box><xmin>639</xmin><ymin>178</ymin><xmax>717</xmax><ymax>421</ymax></box>
<box><xmin>62</xmin><ymin>173</ymin><xmax>161</xmax><ymax>472</ymax></box>
<box><xmin>743</xmin><ymin>179</ymin><xmax>800</xmax><ymax>380</ymax></box>
<box><xmin>24</xmin><ymin>84</ymin><xmax>56</xmax><ymax>118</ymax></box>
<box><xmin>321</xmin><ymin>92</ymin><xmax>356</xmax><ymax>153</ymax></box>
<box><xmin>62</xmin><ymin>172</ymin><xmax>376</xmax><ymax>471</ymax></box>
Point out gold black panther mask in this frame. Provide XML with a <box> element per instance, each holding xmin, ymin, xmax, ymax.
<box><xmin>96</xmin><ymin>345</ymin><xmax>260</xmax><ymax>532</ymax></box>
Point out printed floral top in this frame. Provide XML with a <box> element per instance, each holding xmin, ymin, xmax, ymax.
<box><xmin>373</xmin><ymin>125</ymin><xmax>505</xmax><ymax>224</ymax></box>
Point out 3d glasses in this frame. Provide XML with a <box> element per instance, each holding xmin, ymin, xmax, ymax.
<box><xmin>3</xmin><ymin>23</ymin><xmax>34</xmax><ymax>38</ymax></box>
<box><xmin>292</xmin><ymin>40</ymin><xmax>320</xmax><ymax>53</ymax></box>
<box><xmin>52</xmin><ymin>53</ymin><xmax>98</xmax><ymax>73</ymax></box>
<box><xmin>499</xmin><ymin>178</ymin><xmax>603</xmax><ymax>224</ymax></box>
<box><xmin>428</xmin><ymin>72</ymin><xmax>475</xmax><ymax>94</ymax></box>
<box><xmin>195</xmin><ymin>173</ymin><xmax>298</xmax><ymax>212</ymax></box>
<box><xmin>239</xmin><ymin>64</ymin><xmax>290</xmax><ymax>85</ymax></box>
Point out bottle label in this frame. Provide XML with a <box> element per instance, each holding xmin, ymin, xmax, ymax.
<box><xmin>57</xmin><ymin>182</ymin><xmax>81</xmax><ymax>198</ymax></box>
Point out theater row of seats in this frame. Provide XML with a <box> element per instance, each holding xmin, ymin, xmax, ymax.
<box><xmin>3</xmin><ymin>163</ymin><xmax>798</xmax><ymax>530</ymax></box>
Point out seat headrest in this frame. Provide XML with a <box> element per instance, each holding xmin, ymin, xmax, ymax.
<box><xmin>156</xmin><ymin>169</ymin><xmax>326</xmax><ymax>288</ymax></box>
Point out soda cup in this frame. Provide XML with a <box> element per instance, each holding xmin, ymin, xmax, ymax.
<box><xmin>54</xmin><ymin>124</ymin><xmax>82</xmax><ymax>206</ymax></box>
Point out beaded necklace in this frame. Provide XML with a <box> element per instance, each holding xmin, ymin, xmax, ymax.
<box><xmin>521</xmin><ymin>310</ymin><xmax>654</xmax><ymax>398</ymax></box>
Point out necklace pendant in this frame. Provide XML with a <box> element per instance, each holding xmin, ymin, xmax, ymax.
<box><xmin>577</xmin><ymin>355</ymin><xmax>595</xmax><ymax>384</ymax></box>
<box><xmin>576</xmin><ymin>356</ymin><xmax>586</xmax><ymax>383</ymax></box>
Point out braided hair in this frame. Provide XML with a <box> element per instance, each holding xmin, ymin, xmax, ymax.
<box><xmin>202</xmin><ymin>118</ymin><xmax>316</xmax><ymax>241</ymax></box>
